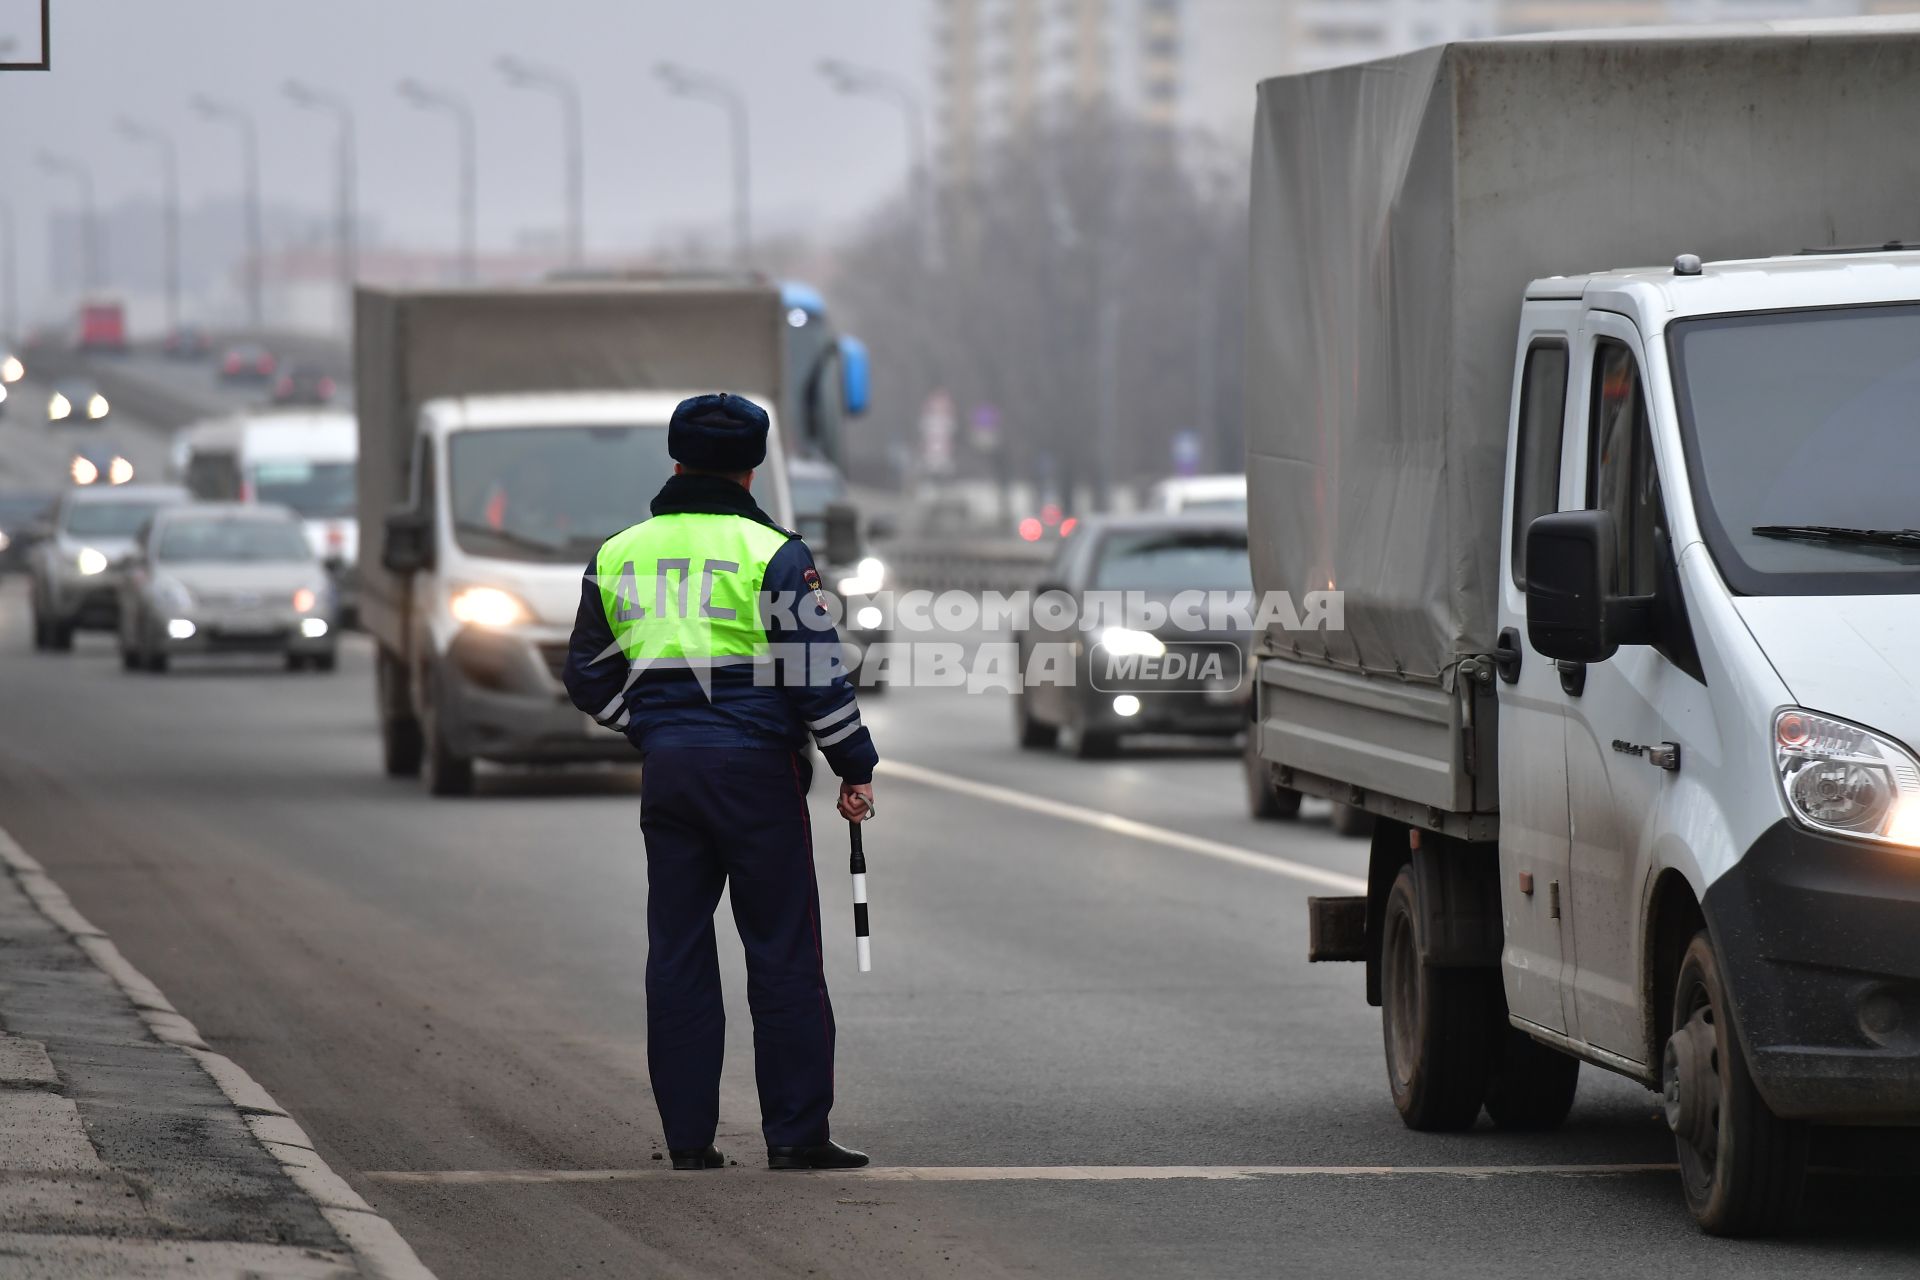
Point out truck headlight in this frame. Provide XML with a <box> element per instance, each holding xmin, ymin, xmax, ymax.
<box><xmin>87</xmin><ymin>393</ymin><xmax>110</xmax><ymax>419</ymax></box>
<box><xmin>48</xmin><ymin>392</ymin><xmax>71</xmax><ymax>420</ymax></box>
<box><xmin>836</xmin><ymin>556</ymin><xmax>885</xmax><ymax>597</ymax></box>
<box><xmin>76</xmin><ymin>546</ymin><xmax>109</xmax><ymax>576</ymax></box>
<box><xmin>1</xmin><ymin>355</ymin><xmax>23</xmax><ymax>383</ymax></box>
<box><xmin>1775</xmin><ymin>709</ymin><xmax>1920</xmax><ymax>847</ymax></box>
<box><xmin>1097</xmin><ymin>626</ymin><xmax>1166</xmax><ymax>658</ymax></box>
<box><xmin>449</xmin><ymin>584</ymin><xmax>531</xmax><ymax>629</ymax></box>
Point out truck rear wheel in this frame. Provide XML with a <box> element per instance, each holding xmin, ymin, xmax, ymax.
<box><xmin>1243</xmin><ymin>735</ymin><xmax>1301</xmax><ymax>820</ymax></box>
<box><xmin>1331</xmin><ymin>803</ymin><xmax>1374</xmax><ymax>838</ymax></box>
<box><xmin>1483</xmin><ymin>1027</ymin><xmax>1580</xmax><ymax>1131</ymax></box>
<box><xmin>1380</xmin><ymin>865</ymin><xmax>1498</xmax><ymax>1130</ymax></box>
<box><xmin>1665</xmin><ymin>931</ymin><xmax>1808</xmax><ymax>1236</ymax></box>
<box><xmin>377</xmin><ymin>649</ymin><xmax>423</xmax><ymax>778</ymax></box>
<box><xmin>1015</xmin><ymin>690</ymin><xmax>1058</xmax><ymax>750</ymax></box>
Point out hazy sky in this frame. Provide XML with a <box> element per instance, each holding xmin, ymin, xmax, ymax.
<box><xmin>2</xmin><ymin>1</ymin><xmax>929</xmax><ymax>280</ymax></box>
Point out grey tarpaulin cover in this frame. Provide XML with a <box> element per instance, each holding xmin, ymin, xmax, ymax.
<box><xmin>1246</xmin><ymin>17</ymin><xmax>1920</xmax><ymax>685</ymax></box>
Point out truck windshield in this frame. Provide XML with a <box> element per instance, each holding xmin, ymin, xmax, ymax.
<box><xmin>1091</xmin><ymin>529</ymin><xmax>1252</xmax><ymax>591</ymax></box>
<box><xmin>252</xmin><ymin>459</ymin><xmax>355</xmax><ymax>519</ymax></box>
<box><xmin>1671</xmin><ymin>304</ymin><xmax>1920</xmax><ymax>595</ymax></box>
<box><xmin>448</xmin><ymin>425</ymin><xmax>674</xmax><ymax>563</ymax></box>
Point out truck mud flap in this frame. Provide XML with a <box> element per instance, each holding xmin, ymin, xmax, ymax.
<box><xmin>1308</xmin><ymin>895</ymin><xmax>1367</xmax><ymax>962</ymax></box>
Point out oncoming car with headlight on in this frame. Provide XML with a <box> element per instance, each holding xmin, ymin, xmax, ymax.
<box><xmin>118</xmin><ymin>504</ymin><xmax>338</xmax><ymax>674</ymax></box>
<box><xmin>46</xmin><ymin>378</ymin><xmax>110</xmax><ymax>424</ymax></box>
<box><xmin>28</xmin><ymin>484</ymin><xmax>187</xmax><ymax>650</ymax></box>
<box><xmin>68</xmin><ymin>440</ymin><xmax>136</xmax><ymax>488</ymax></box>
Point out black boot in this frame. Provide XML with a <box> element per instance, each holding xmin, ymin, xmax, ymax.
<box><xmin>767</xmin><ymin>1139</ymin><xmax>869</xmax><ymax>1171</ymax></box>
<box><xmin>670</xmin><ymin>1145</ymin><xmax>726</xmax><ymax>1170</ymax></box>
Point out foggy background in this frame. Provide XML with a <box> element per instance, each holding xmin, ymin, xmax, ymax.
<box><xmin>4</xmin><ymin>0</ymin><xmax>1913</xmax><ymax>500</ymax></box>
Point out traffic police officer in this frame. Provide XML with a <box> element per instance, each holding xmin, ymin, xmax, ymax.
<box><xmin>563</xmin><ymin>392</ymin><xmax>876</xmax><ymax>1172</ymax></box>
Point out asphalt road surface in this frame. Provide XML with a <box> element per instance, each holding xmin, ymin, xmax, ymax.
<box><xmin>1</xmin><ymin>404</ymin><xmax>1917</xmax><ymax>1277</ymax></box>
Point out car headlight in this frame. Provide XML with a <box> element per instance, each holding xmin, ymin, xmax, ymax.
<box><xmin>0</xmin><ymin>383</ymin><xmax>9</xmax><ymax>404</ymax></box>
<box><xmin>87</xmin><ymin>393</ymin><xmax>110</xmax><ymax>419</ymax></box>
<box><xmin>48</xmin><ymin>393</ymin><xmax>71</xmax><ymax>420</ymax></box>
<box><xmin>76</xmin><ymin>546</ymin><xmax>109</xmax><ymax>576</ymax></box>
<box><xmin>70</xmin><ymin>455</ymin><xmax>99</xmax><ymax>486</ymax></box>
<box><xmin>0</xmin><ymin>530</ymin><xmax>11</xmax><ymax>553</ymax></box>
<box><xmin>449</xmin><ymin>584</ymin><xmax>531</xmax><ymax>628</ymax></box>
<box><xmin>108</xmin><ymin>456</ymin><xmax>134</xmax><ymax>485</ymax></box>
<box><xmin>1097</xmin><ymin>626</ymin><xmax>1166</xmax><ymax>658</ymax></box>
<box><xmin>1775</xmin><ymin>709</ymin><xmax>1920</xmax><ymax>847</ymax></box>
<box><xmin>1</xmin><ymin>356</ymin><xmax>23</xmax><ymax>383</ymax></box>
<box><xmin>836</xmin><ymin>556</ymin><xmax>886</xmax><ymax>597</ymax></box>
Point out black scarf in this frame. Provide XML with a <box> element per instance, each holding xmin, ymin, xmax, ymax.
<box><xmin>649</xmin><ymin>473</ymin><xmax>787</xmax><ymax>534</ymax></box>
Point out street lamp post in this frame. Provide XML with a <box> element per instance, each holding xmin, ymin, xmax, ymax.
<box><xmin>117</xmin><ymin>118</ymin><xmax>181</xmax><ymax>334</ymax></box>
<box><xmin>1</xmin><ymin>201</ymin><xmax>16</xmax><ymax>342</ymax></box>
<box><xmin>656</xmin><ymin>63</ymin><xmax>752</xmax><ymax>269</ymax></box>
<box><xmin>286</xmin><ymin>80</ymin><xmax>358</xmax><ymax>332</ymax></box>
<box><xmin>399</xmin><ymin>79</ymin><xmax>477</xmax><ymax>283</ymax></box>
<box><xmin>192</xmin><ymin>94</ymin><xmax>265</xmax><ymax>330</ymax></box>
<box><xmin>819</xmin><ymin>58</ymin><xmax>941</xmax><ymax>273</ymax></box>
<box><xmin>35</xmin><ymin>152</ymin><xmax>100</xmax><ymax>296</ymax></box>
<box><xmin>496</xmin><ymin>56</ymin><xmax>583</xmax><ymax>267</ymax></box>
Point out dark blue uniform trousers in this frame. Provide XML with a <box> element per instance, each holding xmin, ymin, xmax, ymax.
<box><xmin>639</xmin><ymin>746</ymin><xmax>836</xmax><ymax>1151</ymax></box>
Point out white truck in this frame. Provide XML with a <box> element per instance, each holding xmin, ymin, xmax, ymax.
<box><xmin>1245</xmin><ymin>22</ymin><xmax>1920</xmax><ymax>1234</ymax></box>
<box><xmin>355</xmin><ymin>281</ymin><xmax>806</xmax><ymax>795</ymax></box>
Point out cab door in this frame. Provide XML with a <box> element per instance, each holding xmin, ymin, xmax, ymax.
<box><xmin>1494</xmin><ymin>310</ymin><xmax>1579</xmax><ymax>1036</ymax></box>
<box><xmin>1558</xmin><ymin>312</ymin><xmax>1708</xmax><ymax>1065</ymax></box>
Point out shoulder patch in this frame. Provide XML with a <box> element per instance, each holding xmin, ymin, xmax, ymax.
<box><xmin>802</xmin><ymin>564</ymin><xmax>833</xmax><ymax>610</ymax></box>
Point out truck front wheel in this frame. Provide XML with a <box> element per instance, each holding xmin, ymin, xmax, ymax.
<box><xmin>419</xmin><ymin>665</ymin><xmax>476</xmax><ymax>797</ymax></box>
<box><xmin>1380</xmin><ymin>865</ymin><xmax>1498</xmax><ymax>1130</ymax></box>
<box><xmin>1665</xmin><ymin>931</ymin><xmax>1808</xmax><ymax>1236</ymax></box>
<box><xmin>377</xmin><ymin>649</ymin><xmax>423</xmax><ymax>778</ymax></box>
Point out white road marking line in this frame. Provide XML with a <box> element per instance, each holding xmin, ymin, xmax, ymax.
<box><xmin>366</xmin><ymin>1163</ymin><xmax>1676</xmax><ymax>1186</ymax></box>
<box><xmin>874</xmin><ymin>758</ymin><xmax>1368</xmax><ymax>895</ymax></box>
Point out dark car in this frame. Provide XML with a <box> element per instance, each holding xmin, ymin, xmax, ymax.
<box><xmin>162</xmin><ymin>326</ymin><xmax>213</xmax><ymax>359</ymax></box>
<box><xmin>47</xmin><ymin>378</ymin><xmax>109</xmax><ymax>424</ymax></box>
<box><xmin>67</xmin><ymin>439</ymin><xmax>137</xmax><ymax>489</ymax></box>
<box><xmin>0</xmin><ymin>489</ymin><xmax>56</xmax><ymax>574</ymax></box>
<box><xmin>1013</xmin><ymin>514</ymin><xmax>1253</xmax><ymax>759</ymax></box>
<box><xmin>219</xmin><ymin>343</ymin><xmax>277</xmax><ymax>383</ymax></box>
<box><xmin>270</xmin><ymin>365</ymin><xmax>336</xmax><ymax>406</ymax></box>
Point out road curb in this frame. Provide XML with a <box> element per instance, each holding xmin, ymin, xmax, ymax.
<box><xmin>0</xmin><ymin>823</ymin><xmax>439</xmax><ymax>1280</ymax></box>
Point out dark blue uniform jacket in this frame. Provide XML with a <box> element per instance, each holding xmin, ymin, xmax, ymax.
<box><xmin>562</xmin><ymin>473</ymin><xmax>878</xmax><ymax>784</ymax></box>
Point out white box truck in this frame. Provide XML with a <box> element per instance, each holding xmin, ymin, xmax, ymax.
<box><xmin>356</xmin><ymin>280</ymin><xmax>814</xmax><ymax>795</ymax></box>
<box><xmin>1245</xmin><ymin>21</ymin><xmax>1920</xmax><ymax>1233</ymax></box>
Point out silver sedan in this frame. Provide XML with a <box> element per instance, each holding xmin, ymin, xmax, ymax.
<box><xmin>117</xmin><ymin>504</ymin><xmax>339</xmax><ymax>674</ymax></box>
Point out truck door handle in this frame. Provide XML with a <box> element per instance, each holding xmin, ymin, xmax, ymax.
<box><xmin>1494</xmin><ymin>628</ymin><xmax>1522</xmax><ymax>684</ymax></box>
<box><xmin>1555</xmin><ymin>659</ymin><xmax>1587</xmax><ymax>698</ymax></box>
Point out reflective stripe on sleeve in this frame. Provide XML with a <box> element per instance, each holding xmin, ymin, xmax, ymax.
<box><xmin>808</xmin><ymin>702</ymin><xmax>859</xmax><ymax>732</ymax></box>
<box><xmin>815</xmin><ymin>717</ymin><xmax>863</xmax><ymax>748</ymax></box>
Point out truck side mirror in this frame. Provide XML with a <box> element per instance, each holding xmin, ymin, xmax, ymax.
<box><xmin>824</xmin><ymin>501</ymin><xmax>861</xmax><ymax>568</ymax></box>
<box><xmin>382</xmin><ymin>507</ymin><xmax>435</xmax><ymax>574</ymax></box>
<box><xmin>1525</xmin><ymin>510</ymin><xmax>1655</xmax><ymax>664</ymax></box>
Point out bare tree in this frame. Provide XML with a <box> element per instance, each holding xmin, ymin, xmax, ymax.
<box><xmin>827</xmin><ymin>107</ymin><xmax>1247</xmax><ymax>508</ymax></box>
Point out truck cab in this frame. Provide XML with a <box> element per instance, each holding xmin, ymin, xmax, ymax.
<box><xmin>1492</xmin><ymin>247</ymin><xmax>1920</xmax><ymax>1174</ymax></box>
<box><xmin>377</xmin><ymin>390</ymin><xmax>794</xmax><ymax>794</ymax></box>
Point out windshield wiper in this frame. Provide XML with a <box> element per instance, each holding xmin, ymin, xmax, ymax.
<box><xmin>1751</xmin><ymin>525</ymin><xmax>1920</xmax><ymax>550</ymax></box>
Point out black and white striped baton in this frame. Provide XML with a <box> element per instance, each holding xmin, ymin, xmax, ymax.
<box><xmin>848</xmin><ymin>820</ymin><xmax>871</xmax><ymax>972</ymax></box>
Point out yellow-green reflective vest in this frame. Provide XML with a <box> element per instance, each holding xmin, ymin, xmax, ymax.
<box><xmin>593</xmin><ymin>513</ymin><xmax>793</xmax><ymax>664</ymax></box>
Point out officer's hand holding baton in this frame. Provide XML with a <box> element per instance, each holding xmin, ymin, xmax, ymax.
<box><xmin>839</xmin><ymin>784</ymin><xmax>874</xmax><ymax>973</ymax></box>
